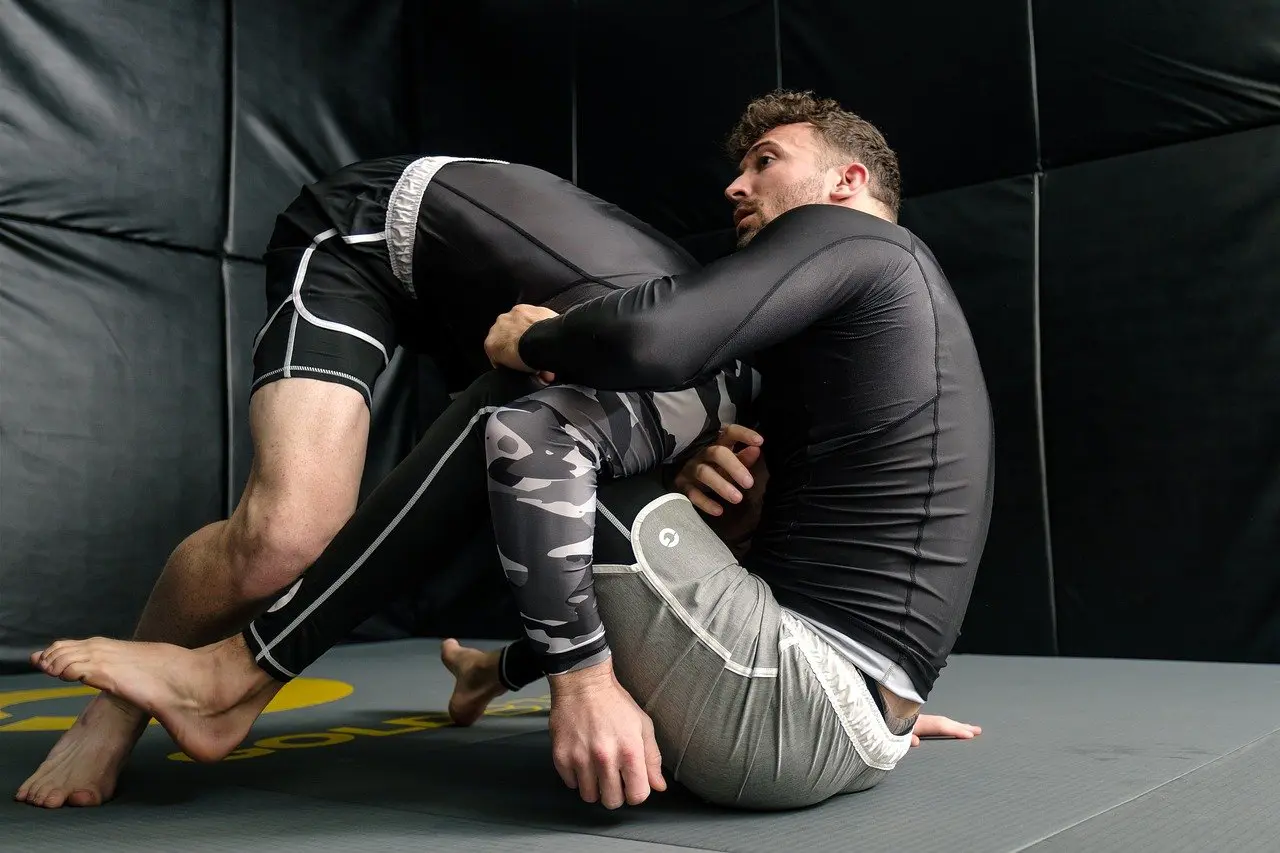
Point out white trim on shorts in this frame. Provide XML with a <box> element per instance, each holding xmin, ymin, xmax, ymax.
<box><xmin>250</xmin><ymin>229</ymin><xmax>393</xmax><ymax>374</ymax></box>
<box><xmin>595</xmin><ymin>492</ymin><xmax>779</xmax><ymax>678</ymax></box>
<box><xmin>599</xmin><ymin>491</ymin><xmax>913</xmax><ymax>771</ymax></box>
<box><xmin>782</xmin><ymin>611</ymin><xmax>913</xmax><ymax>770</ymax></box>
<box><xmin>385</xmin><ymin>155</ymin><xmax>509</xmax><ymax>296</ymax></box>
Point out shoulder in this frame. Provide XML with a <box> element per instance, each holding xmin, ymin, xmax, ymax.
<box><xmin>765</xmin><ymin>205</ymin><xmax>917</xmax><ymax>260</ymax></box>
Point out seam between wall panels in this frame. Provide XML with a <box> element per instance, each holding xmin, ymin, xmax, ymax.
<box><xmin>773</xmin><ymin>0</ymin><xmax>782</xmax><ymax>88</ymax></box>
<box><xmin>221</xmin><ymin>0</ymin><xmax>238</xmax><ymax>517</ymax></box>
<box><xmin>570</xmin><ymin>0</ymin><xmax>579</xmax><ymax>184</ymax></box>
<box><xmin>1026</xmin><ymin>0</ymin><xmax>1057</xmax><ymax>654</ymax></box>
<box><xmin>1031</xmin><ymin>174</ymin><xmax>1058</xmax><ymax>655</ymax></box>
<box><xmin>1026</xmin><ymin>0</ymin><xmax>1043</xmax><ymax>171</ymax></box>
<box><xmin>0</xmin><ymin>211</ymin><xmax>225</xmax><ymax>258</ymax></box>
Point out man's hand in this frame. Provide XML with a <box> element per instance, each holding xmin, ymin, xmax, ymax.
<box><xmin>548</xmin><ymin>659</ymin><xmax>666</xmax><ymax>809</ymax></box>
<box><xmin>910</xmin><ymin>714</ymin><xmax>983</xmax><ymax>747</ymax></box>
<box><xmin>484</xmin><ymin>304</ymin><xmax>559</xmax><ymax>382</ymax></box>
<box><xmin>673</xmin><ymin>424</ymin><xmax>765</xmax><ymax>517</ymax></box>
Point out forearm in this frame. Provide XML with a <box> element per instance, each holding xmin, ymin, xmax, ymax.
<box><xmin>518</xmin><ymin>205</ymin><xmax>888</xmax><ymax>389</ymax></box>
<box><xmin>518</xmin><ymin>281</ymin><xmax>716</xmax><ymax>390</ymax></box>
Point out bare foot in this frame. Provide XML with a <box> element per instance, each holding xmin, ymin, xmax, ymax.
<box><xmin>31</xmin><ymin>635</ymin><xmax>281</xmax><ymax>764</ymax></box>
<box><xmin>440</xmin><ymin>639</ymin><xmax>507</xmax><ymax>726</ymax></box>
<box><xmin>15</xmin><ymin>691</ymin><xmax>147</xmax><ymax>808</ymax></box>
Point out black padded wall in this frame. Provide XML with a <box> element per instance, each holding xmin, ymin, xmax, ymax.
<box><xmin>404</xmin><ymin>1</ymin><xmax>576</xmax><ymax>178</ymax></box>
<box><xmin>898</xmin><ymin>178</ymin><xmax>1054</xmax><ymax>656</ymax></box>
<box><xmin>1033</xmin><ymin>0</ymin><xmax>1280</xmax><ymax>664</ymax></box>
<box><xmin>1</xmin><ymin>1</ymin><xmax>229</xmax><ymax>667</ymax></box>
<box><xmin>0</xmin><ymin>0</ymin><xmax>421</xmax><ymax>670</ymax></box>
<box><xmin>4</xmin><ymin>1</ymin><xmax>1278</xmax><ymax>669</ymax></box>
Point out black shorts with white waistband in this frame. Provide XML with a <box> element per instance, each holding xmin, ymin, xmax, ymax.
<box><xmin>251</xmin><ymin>155</ymin><xmax>419</xmax><ymax>407</ymax></box>
<box><xmin>250</xmin><ymin>155</ymin><xmax>700</xmax><ymax>405</ymax></box>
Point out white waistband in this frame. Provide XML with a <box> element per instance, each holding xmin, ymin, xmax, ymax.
<box><xmin>385</xmin><ymin>155</ymin><xmax>509</xmax><ymax>296</ymax></box>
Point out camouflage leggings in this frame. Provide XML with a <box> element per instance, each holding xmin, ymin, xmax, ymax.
<box><xmin>483</xmin><ymin>363</ymin><xmax>758</xmax><ymax>680</ymax></box>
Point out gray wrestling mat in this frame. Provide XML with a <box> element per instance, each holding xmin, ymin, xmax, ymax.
<box><xmin>2</xmin><ymin>640</ymin><xmax>1278</xmax><ymax>852</ymax></box>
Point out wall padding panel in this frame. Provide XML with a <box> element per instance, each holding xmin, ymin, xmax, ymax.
<box><xmin>1040</xmin><ymin>124</ymin><xmax>1280</xmax><ymax>663</ymax></box>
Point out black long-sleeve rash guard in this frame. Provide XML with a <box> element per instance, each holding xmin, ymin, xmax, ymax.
<box><xmin>518</xmin><ymin>203</ymin><xmax>995</xmax><ymax>700</ymax></box>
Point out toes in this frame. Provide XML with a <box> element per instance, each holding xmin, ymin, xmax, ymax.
<box><xmin>42</xmin><ymin>647</ymin><xmax>80</xmax><ymax>676</ymax></box>
<box><xmin>60</xmin><ymin>661</ymin><xmax>111</xmax><ymax>692</ymax></box>
<box><xmin>67</xmin><ymin>788</ymin><xmax>102</xmax><ymax>807</ymax></box>
<box><xmin>32</xmin><ymin>784</ymin><xmax>65</xmax><ymax>809</ymax></box>
<box><xmin>40</xmin><ymin>639</ymin><xmax>79</xmax><ymax>664</ymax></box>
<box><xmin>46</xmin><ymin>643</ymin><xmax>100</xmax><ymax>679</ymax></box>
<box><xmin>43</xmin><ymin>790</ymin><xmax>69</xmax><ymax>809</ymax></box>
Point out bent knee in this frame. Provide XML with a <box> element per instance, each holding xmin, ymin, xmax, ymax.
<box><xmin>226</xmin><ymin>502</ymin><xmax>348</xmax><ymax>602</ymax></box>
<box><xmin>484</xmin><ymin>400</ymin><xmax>570</xmax><ymax>461</ymax></box>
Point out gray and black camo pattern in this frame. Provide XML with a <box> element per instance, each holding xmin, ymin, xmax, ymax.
<box><xmin>484</xmin><ymin>362</ymin><xmax>759</xmax><ymax>676</ymax></box>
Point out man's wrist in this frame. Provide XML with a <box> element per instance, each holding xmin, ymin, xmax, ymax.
<box><xmin>514</xmin><ymin>326</ymin><xmax>536</xmax><ymax>372</ymax></box>
<box><xmin>547</xmin><ymin>654</ymin><xmax>614</xmax><ymax>697</ymax></box>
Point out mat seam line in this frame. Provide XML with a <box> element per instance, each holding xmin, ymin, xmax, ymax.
<box><xmin>1010</xmin><ymin>724</ymin><xmax>1280</xmax><ymax>851</ymax></box>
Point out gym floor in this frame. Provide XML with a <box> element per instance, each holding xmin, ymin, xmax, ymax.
<box><xmin>2</xmin><ymin>639</ymin><xmax>1278</xmax><ymax>851</ymax></box>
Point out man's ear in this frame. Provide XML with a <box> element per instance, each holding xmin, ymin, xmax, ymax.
<box><xmin>830</xmin><ymin>162</ymin><xmax>870</xmax><ymax>201</ymax></box>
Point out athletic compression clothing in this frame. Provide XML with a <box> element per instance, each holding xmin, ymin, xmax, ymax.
<box><xmin>485</xmin><ymin>366</ymin><xmax>758</xmax><ymax>676</ymax></box>
<box><xmin>252</xmin><ymin>155</ymin><xmax>701</xmax><ymax>401</ymax></box>
<box><xmin>242</xmin><ymin>366</ymin><xmax>754</xmax><ymax>680</ymax></box>
<box><xmin>240</xmin><ymin>158</ymin><xmax>760</xmax><ymax>681</ymax></box>
<box><xmin>517</xmin><ymin>203</ymin><xmax>995</xmax><ymax>699</ymax></box>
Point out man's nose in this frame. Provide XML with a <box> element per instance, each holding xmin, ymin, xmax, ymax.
<box><xmin>725</xmin><ymin>174</ymin><xmax>750</xmax><ymax>202</ymax></box>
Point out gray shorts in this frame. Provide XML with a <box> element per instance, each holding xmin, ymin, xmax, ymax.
<box><xmin>592</xmin><ymin>490</ymin><xmax>915</xmax><ymax>810</ymax></box>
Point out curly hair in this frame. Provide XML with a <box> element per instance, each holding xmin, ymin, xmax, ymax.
<box><xmin>725</xmin><ymin>90</ymin><xmax>901</xmax><ymax>219</ymax></box>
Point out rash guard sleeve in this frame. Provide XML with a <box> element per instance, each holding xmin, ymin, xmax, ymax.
<box><xmin>517</xmin><ymin>204</ymin><xmax>912</xmax><ymax>390</ymax></box>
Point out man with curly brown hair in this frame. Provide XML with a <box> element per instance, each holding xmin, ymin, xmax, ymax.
<box><xmin>28</xmin><ymin>90</ymin><xmax>992</xmax><ymax>813</ymax></box>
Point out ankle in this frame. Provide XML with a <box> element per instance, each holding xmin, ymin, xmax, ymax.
<box><xmin>207</xmin><ymin>635</ymin><xmax>274</xmax><ymax>694</ymax></box>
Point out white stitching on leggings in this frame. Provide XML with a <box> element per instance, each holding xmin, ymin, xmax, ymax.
<box><xmin>250</xmin><ymin>405</ymin><xmax>503</xmax><ymax>660</ymax></box>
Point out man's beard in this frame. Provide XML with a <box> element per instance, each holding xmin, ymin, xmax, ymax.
<box><xmin>735</xmin><ymin>172</ymin><xmax>827</xmax><ymax>249</ymax></box>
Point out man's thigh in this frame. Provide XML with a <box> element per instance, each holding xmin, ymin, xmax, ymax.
<box><xmin>424</xmin><ymin>161</ymin><xmax>702</xmax><ymax>306</ymax></box>
<box><xmin>233</xmin><ymin>190</ymin><xmax>405</xmax><ymax>581</ymax></box>
<box><xmin>592</xmin><ymin>477</ymin><xmax>912</xmax><ymax>810</ymax></box>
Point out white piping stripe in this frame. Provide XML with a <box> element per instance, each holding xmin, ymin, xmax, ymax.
<box><xmin>591</xmin><ymin>563</ymin><xmax>638</xmax><ymax>574</ymax></box>
<box><xmin>342</xmin><ymin>232</ymin><xmax>387</xmax><ymax>245</ymax></box>
<box><xmin>251</xmin><ymin>231</ymin><xmax>388</xmax><ymax>357</ymax></box>
<box><xmin>284</xmin><ymin>311</ymin><xmax>299</xmax><ymax>377</ymax></box>
<box><xmin>596</xmin><ymin>503</ymin><xmax>631</xmax><ymax>539</ymax></box>
<box><xmin>249</xmin><ymin>622</ymin><xmax>297</xmax><ymax>679</ymax></box>
<box><xmin>291</xmin><ymin>229</ymin><xmax>390</xmax><ymax>366</ymax></box>
<box><xmin>252</xmin><ymin>298</ymin><xmax>291</xmax><ymax>355</ymax></box>
<box><xmin>253</xmin><ymin>405</ymin><xmax>501</xmax><ymax>658</ymax></box>
<box><xmin>611</xmin><ymin>491</ymin><xmax>779</xmax><ymax>679</ymax></box>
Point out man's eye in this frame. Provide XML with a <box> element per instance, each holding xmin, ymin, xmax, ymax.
<box><xmin>757</xmin><ymin>155</ymin><xmax>775</xmax><ymax>167</ymax></box>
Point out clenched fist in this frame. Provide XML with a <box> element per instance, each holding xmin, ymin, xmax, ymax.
<box><xmin>484</xmin><ymin>304</ymin><xmax>558</xmax><ymax>380</ymax></box>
